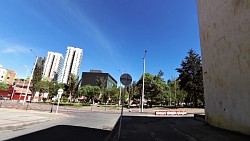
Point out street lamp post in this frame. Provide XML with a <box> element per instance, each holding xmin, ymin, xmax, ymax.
<box><xmin>141</xmin><ymin>50</ymin><xmax>147</xmax><ymax>112</ymax></box>
<box><xmin>23</xmin><ymin>49</ymin><xmax>38</xmax><ymax>105</ymax></box>
<box><xmin>18</xmin><ymin>65</ymin><xmax>29</xmax><ymax>104</ymax></box>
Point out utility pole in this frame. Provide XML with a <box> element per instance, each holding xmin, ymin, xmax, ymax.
<box><xmin>141</xmin><ymin>50</ymin><xmax>147</xmax><ymax>112</ymax></box>
<box><xmin>23</xmin><ymin>49</ymin><xmax>38</xmax><ymax>105</ymax></box>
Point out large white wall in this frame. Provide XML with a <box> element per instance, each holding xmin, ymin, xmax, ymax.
<box><xmin>197</xmin><ymin>0</ymin><xmax>250</xmax><ymax>134</ymax></box>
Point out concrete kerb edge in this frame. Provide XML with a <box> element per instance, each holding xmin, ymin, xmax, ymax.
<box><xmin>194</xmin><ymin>114</ymin><xmax>206</xmax><ymax>122</ymax></box>
<box><xmin>0</xmin><ymin>113</ymin><xmax>67</xmax><ymax>131</ymax></box>
<box><xmin>104</xmin><ymin>116</ymin><xmax>121</xmax><ymax>141</ymax></box>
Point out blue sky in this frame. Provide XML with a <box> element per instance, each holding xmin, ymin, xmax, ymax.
<box><xmin>0</xmin><ymin>0</ymin><xmax>201</xmax><ymax>83</ymax></box>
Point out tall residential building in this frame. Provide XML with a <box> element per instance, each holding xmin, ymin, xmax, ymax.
<box><xmin>60</xmin><ymin>46</ymin><xmax>83</xmax><ymax>84</ymax></box>
<box><xmin>43</xmin><ymin>52</ymin><xmax>63</xmax><ymax>81</ymax></box>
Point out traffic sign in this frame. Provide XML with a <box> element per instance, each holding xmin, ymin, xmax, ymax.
<box><xmin>58</xmin><ymin>88</ymin><xmax>63</xmax><ymax>95</ymax></box>
<box><xmin>56</xmin><ymin>88</ymin><xmax>64</xmax><ymax>114</ymax></box>
<box><xmin>120</xmin><ymin>73</ymin><xmax>132</xmax><ymax>86</ymax></box>
<box><xmin>57</xmin><ymin>89</ymin><xmax>63</xmax><ymax>99</ymax></box>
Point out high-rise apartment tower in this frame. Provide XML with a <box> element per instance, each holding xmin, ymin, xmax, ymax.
<box><xmin>43</xmin><ymin>52</ymin><xmax>63</xmax><ymax>81</ymax></box>
<box><xmin>60</xmin><ymin>46</ymin><xmax>83</xmax><ymax>84</ymax></box>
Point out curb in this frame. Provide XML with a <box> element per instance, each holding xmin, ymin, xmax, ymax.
<box><xmin>0</xmin><ymin>111</ymin><xmax>68</xmax><ymax>131</ymax></box>
<box><xmin>104</xmin><ymin>116</ymin><xmax>121</xmax><ymax>141</ymax></box>
<box><xmin>194</xmin><ymin>114</ymin><xmax>205</xmax><ymax>122</ymax></box>
<box><xmin>0</xmin><ymin>119</ymin><xmax>53</xmax><ymax>131</ymax></box>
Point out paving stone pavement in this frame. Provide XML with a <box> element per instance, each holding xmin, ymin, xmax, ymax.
<box><xmin>0</xmin><ymin>108</ymin><xmax>66</xmax><ymax>131</ymax></box>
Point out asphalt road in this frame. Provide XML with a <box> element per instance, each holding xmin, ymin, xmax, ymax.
<box><xmin>1</xmin><ymin>103</ymin><xmax>249</xmax><ymax>141</ymax></box>
<box><xmin>0</xmin><ymin>112</ymin><xmax>120</xmax><ymax>141</ymax></box>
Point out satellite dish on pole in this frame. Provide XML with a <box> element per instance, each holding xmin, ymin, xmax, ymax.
<box><xmin>120</xmin><ymin>73</ymin><xmax>132</xmax><ymax>86</ymax></box>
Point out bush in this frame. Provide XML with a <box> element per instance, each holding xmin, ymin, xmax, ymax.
<box><xmin>62</xmin><ymin>97</ymin><xmax>68</xmax><ymax>103</ymax></box>
<box><xmin>50</xmin><ymin>102</ymin><xmax>90</xmax><ymax>107</ymax></box>
<box><xmin>42</xmin><ymin>98</ymin><xmax>47</xmax><ymax>102</ymax></box>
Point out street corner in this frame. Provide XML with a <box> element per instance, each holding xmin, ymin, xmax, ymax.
<box><xmin>0</xmin><ymin>108</ymin><xmax>68</xmax><ymax>132</ymax></box>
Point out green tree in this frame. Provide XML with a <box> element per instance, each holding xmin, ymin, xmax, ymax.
<box><xmin>48</xmin><ymin>81</ymin><xmax>64</xmax><ymax>99</ymax></box>
<box><xmin>78</xmin><ymin>85</ymin><xmax>100</xmax><ymax>101</ymax></box>
<box><xmin>33</xmin><ymin>80</ymin><xmax>64</xmax><ymax>100</ymax></box>
<box><xmin>137</xmin><ymin>73</ymin><xmax>154</xmax><ymax>100</ymax></box>
<box><xmin>137</xmin><ymin>71</ymin><xmax>167</xmax><ymax>105</ymax></box>
<box><xmin>127</xmin><ymin>81</ymin><xmax>139</xmax><ymax>103</ymax></box>
<box><xmin>33</xmin><ymin>80</ymin><xmax>50</xmax><ymax>94</ymax></box>
<box><xmin>67</xmin><ymin>74</ymin><xmax>78</xmax><ymax>102</ymax></box>
<box><xmin>31</xmin><ymin>57</ymin><xmax>45</xmax><ymax>96</ymax></box>
<box><xmin>96</xmin><ymin>76</ymin><xmax>108</xmax><ymax>103</ymax></box>
<box><xmin>0</xmin><ymin>82</ymin><xmax>8</xmax><ymax>91</ymax></box>
<box><xmin>104</xmin><ymin>85</ymin><xmax>118</xmax><ymax>104</ymax></box>
<box><xmin>167</xmin><ymin>79</ymin><xmax>188</xmax><ymax>107</ymax></box>
<box><xmin>176</xmin><ymin>49</ymin><xmax>204</xmax><ymax>107</ymax></box>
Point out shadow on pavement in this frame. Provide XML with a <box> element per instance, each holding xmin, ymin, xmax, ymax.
<box><xmin>108</xmin><ymin>116</ymin><xmax>250</xmax><ymax>141</ymax></box>
<box><xmin>7</xmin><ymin>125</ymin><xmax>111</xmax><ymax>141</ymax></box>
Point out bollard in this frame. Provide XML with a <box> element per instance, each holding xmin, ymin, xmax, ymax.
<box><xmin>50</xmin><ymin>106</ymin><xmax>53</xmax><ymax>113</ymax></box>
<box><xmin>50</xmin><ymin>103</ymin><xmax>54</xmax><ymax>113</ymax></box>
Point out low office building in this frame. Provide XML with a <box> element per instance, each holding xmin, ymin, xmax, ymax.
<box><xmin>81</xmin><ymin>70</ymin><xmax>117</xmax><ymax>88</ymax></box>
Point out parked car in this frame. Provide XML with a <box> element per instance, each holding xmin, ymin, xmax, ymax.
<box><xmin>0</xmin><ymin>96</ymin><xmax>8</xmax><ymax>100</ymax></box>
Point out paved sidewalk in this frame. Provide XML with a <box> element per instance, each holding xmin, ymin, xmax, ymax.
<box><xmin>107</xmin><ymin>115</ymin><xmax>250</xmax><ymax>141</ymax></box>
<box><xmin>0</xmin><ymin>108</ymin><xmax>66</xmax><ymax>131</ymax></box>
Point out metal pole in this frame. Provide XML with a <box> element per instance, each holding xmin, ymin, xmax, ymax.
<box><xmin>175</xmin><ymin>79</ymin><xmax>177</xmax><ymax>109</ymax></box>
<box><xmin>56</xmin><ymin>98</ymin><xmax>60</xmax><ymax>113</ymax></box>
<box><xmin>169</xmin><ymin>86</ymin><xmax>171</xmax><ymax>106</ymax></box>
<box><xmin>141</xmin><ymin>50</ymin><xmax>147</xmax><ymax>112</ymax></box>
<box><xmin>23</xmin><ymin>56</ymin><xmax>38</xmax><ymax>105</ymax></box>
<box><xmin>118</xmin><ymin>70</ymin><xmax>122</xmax><ymax>106</ymax></box>
<box><xmin>11</xmin><ymin>83</ymin><xmax>16</xmax><ymax>100</ymax></box>
<box><xmin>119</xmin><ymin>83</ymin><xmax>122</xmax><ymax>106</ymax></box>
<box><xmin>118</xmin><ymin>85</ymin><xmax>126</xmax><ymax>140</ymax></box>
<box><xmin>18</xmin><ymin>66</ymin><xmax>29</xmax><ymax>104</ymax></box>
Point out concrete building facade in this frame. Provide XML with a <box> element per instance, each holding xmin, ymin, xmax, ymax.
<box><xmin>4</xmin><ymin>70</ymin><xmax>16</xmax><ymax>85</ymax></box>
<box><xmin>0</xmin><ymin>65</ymin><xmax>16</xmax><ymax>85</ymax></box>
<box><xmin>60</xmin><ymin>46</ymin><xmax>83</xmax><ymax>84</ymax></box>
<box><xmin>197</xmin><ymin>0</ymin><xmax>250</xmax><ymax>134</ymax></box>
<box><xmin>43</xmin><ymin>51</ymin><xmax>63</xmax><ymax>81</ymax></box>
<box><xmin>0</xmin><ymin>67</ymin><xmax>7</xmax><ymax>83</ymax></box>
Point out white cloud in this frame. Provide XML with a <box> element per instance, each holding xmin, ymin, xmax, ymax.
<box><xmin>0</xmin><ymin>40</ymin><xmax>31</xmax><ymax>55</ymax></box>
<box><xmin>60</xmin><ymin>1</ymin><xmax>119</xmax><ymax>66</ymax></box>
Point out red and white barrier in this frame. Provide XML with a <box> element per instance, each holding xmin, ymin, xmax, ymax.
<box><xmin>155</xmin><ymin>110</ymin><xmax>187</xmax><ymax>115</ymax></box>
